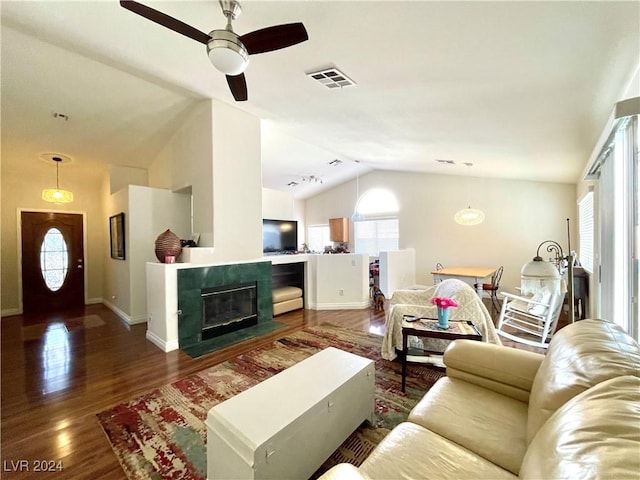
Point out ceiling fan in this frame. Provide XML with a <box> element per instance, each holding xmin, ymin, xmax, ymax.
<box><xmin>119</xmin><ymin>0</ymin><xmax>308</xmax><ymax>101</ymax></box>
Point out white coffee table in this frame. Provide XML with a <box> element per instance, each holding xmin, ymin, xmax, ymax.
<box><xmin>206</xmin><ymin>346</ymin><xmax>375</xmax><ymax>480</ymax></box>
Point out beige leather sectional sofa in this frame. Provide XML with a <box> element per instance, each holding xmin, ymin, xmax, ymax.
<box><xmin>320</xmin><ymin>319</ymin><xmax>640</xmax><ymax>480</ymax></box>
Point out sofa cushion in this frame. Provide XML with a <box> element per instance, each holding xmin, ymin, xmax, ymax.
<box><xmin>358</xmin><ymin>422</ymin><xmax>517</xmax><ymax>480</ymax></box>
<box><xmin>272</xmin><ymin>286</ymin><xmax>303</xmax><ymax>303</ymax></box>
<box><xmin>273</xmin><ymin>297</ymin><xmax>303</xmax><ymax>316</ymax></box>
<box><xmin>521</xmin><ymin>375</ymin><xmax>640</xmax><ymax>480</ymax></box>
<box><xmin>527</xmin><ymin>319</ymin><xmax>640</xmax><ymax>443</ymax></box>
<box><xmin>408</xmin><ymin>377</ymin><xmax>528</xmax><ymax>475</ymax></box>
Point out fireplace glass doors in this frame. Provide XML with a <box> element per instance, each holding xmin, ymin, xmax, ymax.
<box><xmin>201</xmin><ymin>282</ymin><xmax>258</xmax><ymax>340</ymax></box>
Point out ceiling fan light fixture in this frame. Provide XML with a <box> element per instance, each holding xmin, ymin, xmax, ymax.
<box><xmin>207</xmin><ymin>30</ymin><xmax>248</xmax><ymax>75</ymax></box>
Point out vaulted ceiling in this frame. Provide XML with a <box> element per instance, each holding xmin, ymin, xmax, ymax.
<box><xmin>2</xmin><ymin>1</ymin><xmax>638</xmax><ymax>198</ymax></box>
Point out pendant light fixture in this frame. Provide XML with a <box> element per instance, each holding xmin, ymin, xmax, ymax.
<box><xmin>351</xmin><ymin>160</ymin><xmax>364</xmax><ymax>222</ymax></box>
<box><xmin>454</xmin><ymin>162</ymin><xmax>484</xmax><ymax>226</ymax></box>
<box><xmin>42</xmin><ymin>155</ymin><xmax>74</xmax><ymax>204</ymax></box>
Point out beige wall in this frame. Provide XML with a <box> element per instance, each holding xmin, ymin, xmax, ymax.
<box><xmin>1</xmin><ymin>161</ymin><xmax>107</xmax><ymax>314</ymax></box>
<box><xmin>305</xmin><ymin>170</ymin><xmax>576</xmax><ymax>292</ymax></box>
<box><xmin>103</xmin><ymin>186</ymin><xmax>130</xmax><ymax>317</ymax></box>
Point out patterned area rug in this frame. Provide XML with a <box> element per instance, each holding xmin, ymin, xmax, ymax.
<box><xmin>97</xmin><ymin>324</ymin><xmax>444</xmax><ymax>479</ymax></box>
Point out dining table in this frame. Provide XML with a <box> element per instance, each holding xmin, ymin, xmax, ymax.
<box><xmin>430</xmin><ymin>266</ymin><xmax>497</xmax><ymax>297</ymax></box>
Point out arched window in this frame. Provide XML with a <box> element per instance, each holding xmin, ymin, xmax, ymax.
<box><xmin>355</xmin><ymin>188</ymin><xmax>399</xmax><ymax>216</ymax></box>
<box><xmin>354</xmin><ymin>188</ymin><xmax>399</xmax><ymax>256</ymax></box>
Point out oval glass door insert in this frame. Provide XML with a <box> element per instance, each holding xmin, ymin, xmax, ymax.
<box><xmin>40</xmin><ymin>227</ymin><xmax>69</xmax><ymax>291</ymax></box>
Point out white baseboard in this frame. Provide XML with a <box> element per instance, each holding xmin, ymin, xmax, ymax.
<box><xmin>86</xmin><ymin>297</ymin><xmax>103</xmax><ymax>305</ymax></box>
<box><xmin>308</xmin><ymin>300</ymin><xmax>371</xmax><ymax>310</ymax></box>
<box><xmin>103</xmin><ymin>299</ymin><xmax>137</xmax><ymax>326</ymax></box>
<box><xmin>146</xmin><ymin>330</ymin><xmax>179</xmax><ymax>352</ymax></box>
<box><xmin>1</xmin><ymin>308</ymin><xmax>22</xmax><ymax>318</ymax></box>
<box><xmin>128</xmin><ymin>314</ymin><xmax>148</xmax><ymax>325</ymax></box>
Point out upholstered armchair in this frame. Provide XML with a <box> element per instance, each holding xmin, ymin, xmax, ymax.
<box><xmin>381</xmin><ymin>279</ymin><xmax>501</xmax><ymax>361</ymax></box>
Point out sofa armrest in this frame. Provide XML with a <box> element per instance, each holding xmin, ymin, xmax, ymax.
<box><xmin>317</xmin><ymin>464</ymin><xmax>370</xmax><ymax>480</ymax></box>
<box><xmin>443</xmin><ymin>340</ymin><xmax>544</xmax><ymax>402</ymax></box>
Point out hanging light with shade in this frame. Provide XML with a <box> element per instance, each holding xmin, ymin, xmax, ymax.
<box><xmin>521</xmin><ymin>238</ymin><xmax>575</xmax><ymax>324</ymax></box>
<box><xmin>351</xmin><ymin>160</ymin><xmax>364</xmax><ymax>222</ymax></box>
<box><xmin>454</xmin><ymin>162</ymin><xmax>484</xmax><ymax>226</ymax></box>
<box><xmin>42</xmin><ymin>155</ymin><xmax>74</xmax><ymax>204</ymax></box>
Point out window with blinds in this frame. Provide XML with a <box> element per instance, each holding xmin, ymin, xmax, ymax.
<box><xmin>354</xmin><ymin>218</ymin><xmax>399</xmax><ymax>256</ymax></box>
<box><xmin>578</xmin><ymin>191</ymin><xmax>594</xmax><ymax>273</ymax></box>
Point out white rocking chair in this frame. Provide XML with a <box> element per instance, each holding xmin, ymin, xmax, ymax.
<box><xmin>496</xmin><ymin>286</ymin><xmax>564</xmax><ymax>349</ymax></box>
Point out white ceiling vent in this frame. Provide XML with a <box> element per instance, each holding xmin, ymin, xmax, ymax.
<box><xmin>307</xmin><ymin>67</ymin><xmax>356</xmax><ymax>89</ymax></box>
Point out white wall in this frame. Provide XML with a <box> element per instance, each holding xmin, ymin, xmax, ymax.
<box><xmin>305</xmin><ymin>170</ymin><xmax>576</xmax><ymax>292</ymax></box>
<box><xmin>148</xmin><ymin>99</ymin><xmax>262</xmax><ymax>263</ymax></box>
<box><xmin>379</xmin><ymin>249</ymin><xmax>417</xmax><ymax>296</ymax></box>
<box><xmin>148</xmin><ymin>100</ymin><xmax>214</xmax><ymax>245</ymax></box>
<box><xmin>128</xmin><ymin>186</ymin><xmax>191</xmax><ymax>320</ymax></box>
<box><xmin>102</xmin><ymin>185</ymin><xmax>190</xmax><ymax>323</ymax></box>
<box><xmin>210</xmin><ymin>100</ymin><xmax>262</xmax><ymax>261</ymax></box>
<box><xmin>109</xmin><ymin>165</ymin><xmax>148</xmax><ymax>194</ymax></box>
<box><xmin>263</xmin><ymin>188</ymin><xmax>295</xmax><ymax>220</ymax></box>
<box><xmin>262</xmin><ymin>188</ymin><xmax>306</xmax><ymax>248</ymax></box>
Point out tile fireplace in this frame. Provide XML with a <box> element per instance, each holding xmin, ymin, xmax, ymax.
<box><xmin>176</xmin><ymin>261</ymin><xmax>279</xmax><ymax>356</ymax></box>
<box><xmin>201</xmin><ymin>281</ymin><xmax>258</xmax><ymax>340</ymax></box>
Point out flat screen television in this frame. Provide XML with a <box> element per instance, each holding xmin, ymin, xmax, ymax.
<box><xmin>262</xmin><ymin>219</ymin><xmax>298</xmax><ymax>253</ymax></box>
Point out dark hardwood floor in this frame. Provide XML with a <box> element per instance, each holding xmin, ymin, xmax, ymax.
<box><xmin>0</xmin><ymin>304</ymin><xmax>386</xmax><ymax>479</ymax></box>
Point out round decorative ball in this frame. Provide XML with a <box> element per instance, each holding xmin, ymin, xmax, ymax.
<box><xmin>155</xmin><ymin>229</ymin><xmax>182</xmax><ymax>263</ymax></box>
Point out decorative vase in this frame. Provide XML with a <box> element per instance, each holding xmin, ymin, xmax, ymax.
<box><xmin>155</xmin><ymin>229</ymin><xmax>182</xmax><ymax>263</ymax></box>
<box><xmin>437</xmin><ymin>306</ymin><xmax>450</xmax><ymax>329</ymax></box>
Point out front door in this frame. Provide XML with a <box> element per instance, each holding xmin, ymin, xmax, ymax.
<box><xmin>21</xmin><ymin>212</ymin><xmax>85</xmax><ymax>313</ymax></box>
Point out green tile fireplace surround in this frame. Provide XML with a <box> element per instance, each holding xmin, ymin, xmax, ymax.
<box><xmin>177</xmin><ymin>261</ymin><xmax>283</xmax><ymax>357</ymax></box>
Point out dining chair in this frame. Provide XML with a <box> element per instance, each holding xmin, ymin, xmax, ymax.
<box><xmin>433</xmin><ymin>262</ymin><xmax>445</xmax><ymax>284</ymax></box>
<box><xmin>475</xmin><ymin>265</ymin><xmax>503</xmax><ymax>311</ymax></box>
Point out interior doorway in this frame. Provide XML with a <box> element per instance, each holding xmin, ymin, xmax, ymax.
<box><xmin>21</xmin><ymin>211</ymin><xmax>85</xmax><ymax>314</ymax></box>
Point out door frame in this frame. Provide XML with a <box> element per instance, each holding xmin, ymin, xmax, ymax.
<box><xmin>16</xmin><ymin>208</ymin><xmax>89</xmax><ymax>315</ymax></box>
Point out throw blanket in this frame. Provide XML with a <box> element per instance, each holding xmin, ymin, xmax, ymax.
<box><xmin>381</xmin><ymin>279</ymin><xmax>501</xmax><ymax>360</ymax></box>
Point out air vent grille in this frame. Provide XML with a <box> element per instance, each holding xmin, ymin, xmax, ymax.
<box><xmin>307</xmin><ymin>67</ymin><xmax>356</xmax><ymax>89</ymax></box>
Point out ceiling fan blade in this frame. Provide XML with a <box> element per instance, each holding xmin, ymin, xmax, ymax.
<box><xmin>226</xmin><ymin>74</ymin><xmax>248</xmax><ymax>102</ymax></box>
<box><xmin>239</xmin><ymin>23</ymin><xmax>308</xmax><ymax>55</ymax></box>
<box><xmin>119</xmin><ymin>0</ymin><xmax>211</xmax><ymax>45</ymax></box>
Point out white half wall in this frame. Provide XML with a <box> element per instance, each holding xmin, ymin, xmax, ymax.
<box><xmin>309</xmin><ymin>254</ymin><xmax>369</xmax><ymax>309</ymax></box>
<box><xmin>379</xmin><ymin>249</ymin><xmax>417</xmax><ymax>296</ymax></box>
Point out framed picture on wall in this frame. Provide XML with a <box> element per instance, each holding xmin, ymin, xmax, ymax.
<box><xmin>110</xmin><ymin>212</ymin><xmax>126</xmax><ymax>260</ymax></box>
